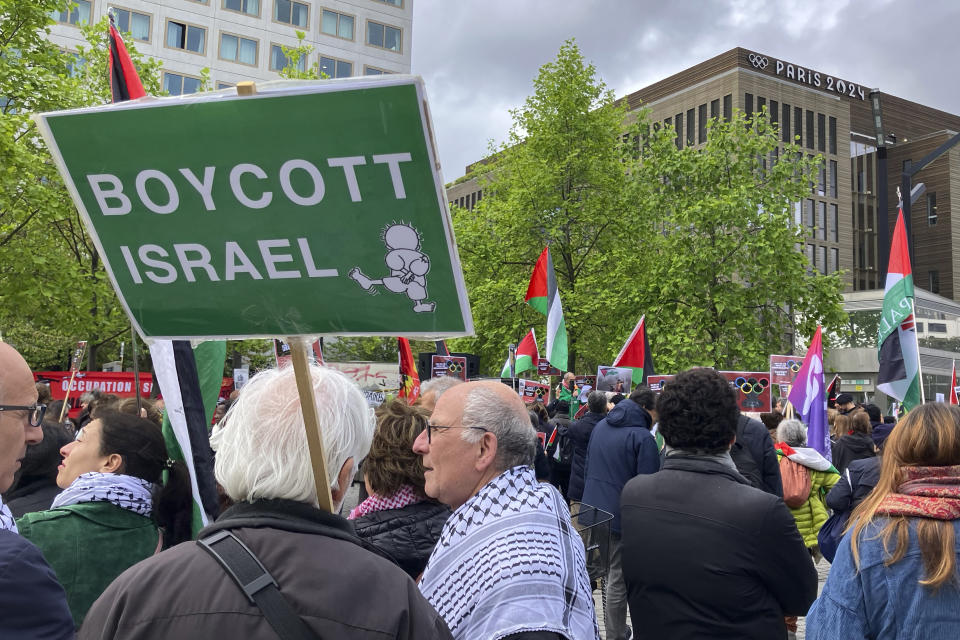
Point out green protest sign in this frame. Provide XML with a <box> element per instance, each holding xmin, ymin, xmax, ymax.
<box><xmin>36</xmin><ymin>77</ymin><xmax>473</xmax><ymax>340</ymax></box>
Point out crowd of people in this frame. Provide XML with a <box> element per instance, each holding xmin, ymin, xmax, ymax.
<box><xmin>1</xmin><ymin>338</ymin><xmax>959</xmax><ymax>639</ymax></box>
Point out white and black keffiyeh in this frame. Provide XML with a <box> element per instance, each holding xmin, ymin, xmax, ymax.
<box><xmin>51</xmin><ymin>472</ymin><xmax>153</xmax><ymax>517</ymax></box>
<box><xmin>0</xmin><ymin>496</ymin><xmax>17</xmax><ymax>533</ymax></box>
<box><xmin>419</xmin><ymin>466</ymin><xmax>599</xmax><ymax>640</ymax></box>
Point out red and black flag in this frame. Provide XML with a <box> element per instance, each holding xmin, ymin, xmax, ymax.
<box><xmin>108</xmin><ymin>15</ymin><xmax>146</xmax><ymax>103</ymax></box>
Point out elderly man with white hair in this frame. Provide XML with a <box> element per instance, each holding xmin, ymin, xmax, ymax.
<box><xmin>413</xmin><ymin>380</ymin><xmax>599</xmax><ymax>640</ymax></box>
<box><xmin>80</xmin><ymin>365</ymin><xmax>453</xmax><ymax>640</ymax></box>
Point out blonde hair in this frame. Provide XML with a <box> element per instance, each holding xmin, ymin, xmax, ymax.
<box><xmin>211</xmin><ymin>365</ymin><xmax>374</xmax><ymax>508</ymax></box>
<box><xmin>847</xmin><ymin>403</ymin><xmax>960</xmax><ymax>590</ymax></box>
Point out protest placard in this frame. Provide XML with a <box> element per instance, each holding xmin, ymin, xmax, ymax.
<box><xmin>769</xmin><ymin>355</ymin><xmax>803</xmax><ymax>386</ymax></box>
<box><xmin>432</xmin><ymin>355</ymin><xmax>468</xmax><ymax>381</ymax></box>
<box><xmin>519</xmin><ymin>379</ymin><xmax>550</xmax><ymax>404</ymax></box>
<box><xmin>596</xmin><ymin>367</ymin><xmax>632</xmax><ymax>392</ymax></box>
<box><xmin>36</xmin><ymin>77</ymin><xmax>473</xmax><ymax>341</ymax></box>
<box><xmin>647</xmin><ymin>375</ymin><xmax>674</xmax><ymax>393</ymax></box>
<box><xmin>720</xmin><ymin>371</ymin><xmax>772</xmax><ymax>412</ymax></box>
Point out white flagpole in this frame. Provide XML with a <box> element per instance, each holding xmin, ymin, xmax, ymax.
<box><xmin>910</xmin><ymin>297</ymin><xmax>925</xmax><ymax>404</ymax></box>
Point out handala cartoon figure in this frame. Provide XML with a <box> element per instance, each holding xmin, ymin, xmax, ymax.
<box><xmin>349</xmin><ymin>222</ymin><xmax>436</xmax><ymax>313</ymax></box>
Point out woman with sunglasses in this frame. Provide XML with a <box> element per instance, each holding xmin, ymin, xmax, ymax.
<box><xmin>806</xmin><ymin>403</ymin><xmax>960</xmax><ymax>639</ymax></box>
<box><xmin>16</xmin><ymin>410</ymin><xmax>192</xmax><ymax>628</ymax></box>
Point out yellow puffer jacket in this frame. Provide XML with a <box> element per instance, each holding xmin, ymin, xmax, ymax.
<box><xmin>777</xmin><ymin>448</ymin><xmax>840</xmax><ymax>548</ymax></box>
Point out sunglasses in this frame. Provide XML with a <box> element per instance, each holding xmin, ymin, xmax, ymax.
<box><xmin>0</xmin><ymin>403</ymin><xmax>47</xmax><ymax>428</ymax></box>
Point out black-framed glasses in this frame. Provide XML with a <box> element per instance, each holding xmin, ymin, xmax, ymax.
<box><xmin>0</xmin><ymin>403</ymin><xmax>47</xmax><ymax>427</ymax></box>
<box><xmin>426</xmin><ymin>424</ymin><xmax>489</xmax><ymax>444</ymax></box>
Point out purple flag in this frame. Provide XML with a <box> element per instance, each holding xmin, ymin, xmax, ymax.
<box><xmin>787</xmin><ymin>326</ymin><xmax>830</xmax><ymax>460</ymax></box>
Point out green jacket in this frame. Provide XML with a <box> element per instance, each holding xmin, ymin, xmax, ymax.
<box><xmin>776</xmin><ymin>451</ymin><xmax>840</xmax><ymax>548</ymax></box>
<box><xmin>16</xmin><ymin>502</ymin><xmax>160</xmax><ymax>627</ymax></box>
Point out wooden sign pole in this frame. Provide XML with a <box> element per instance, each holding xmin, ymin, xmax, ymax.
<box><xmin>289</xmin><ymin>336</ymin><xmax>334</xmax><ymax>513</ymax></box>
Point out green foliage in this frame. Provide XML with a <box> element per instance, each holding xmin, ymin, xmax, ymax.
<box><xmin>453</xmin><ymin>40</ymin><xmax>848</xmax><ymax>376</ymax></box>
<box><xmin>0</xmin><ymin>2</ymin><xmax>163</xmax><ymax>369</ymax></box>
<box><xmin>277</xmin><ymin>31</ymin><xmax>324</xmax><ymax>80</ymax></box>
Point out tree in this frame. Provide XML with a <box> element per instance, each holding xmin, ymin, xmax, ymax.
<box><xmin>627</xmin><ymin>111</ymin><xmax>848</xmax><ymax>371</ymax></box>
<box><xmin>0</xmin><ymin>5</ymin><xmax>163</xmax><ymax>370</ymax></box>
<box><xmin>451</xmin><ymin>40</ymin><xmax>643</xmax><ymax>375</ymax></box>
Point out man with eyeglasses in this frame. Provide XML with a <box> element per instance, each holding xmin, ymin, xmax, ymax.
<box><xmin>0</xmin><ymin>342</ymin><xmax>74</xmax><ymax>638</ymax></box>
<box><xmin>414</xmin><ymin>381</ymin><xmax>599</xmax><ymax>640</ymax></box>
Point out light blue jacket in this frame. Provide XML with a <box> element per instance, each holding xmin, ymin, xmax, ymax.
<box><xmin>806</xmin><ymin>518</ymin><xmax>960</xmax><ymax>639</ymax></box>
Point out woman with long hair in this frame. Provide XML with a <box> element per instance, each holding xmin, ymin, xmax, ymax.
<box><xmin>806</xmin><ymin>403</ymin><xmax>960</xmax><ymax>638</ymax></box>
<box><xmin>831</xmin><ymin>410</ymin><xmax>877</xmax><ymax>474</ymax></box>
<box><xmin>17</xmin><ymin>411</ymin><xmax>192</xmax><ymax>627</ymax></box>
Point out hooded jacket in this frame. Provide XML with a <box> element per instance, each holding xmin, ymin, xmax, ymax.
<box><xmin>565</xmin><ymin>411</ymin><xmax>605</xmax><ymax>503</ymax></box>
<box><xmin>580</xmin><ymin>399</ymin><xmax>660</xmax><ymax>534</ymax></box>
<box><xmin>776</xmin><ymin>445</ymin><xmax>841</xmax><ymax>547</ymax></box>
<box><xmin>831</xmin><ymin>432</ymin><xmax>876</xmax><ymax>474</ymax></box>
<box><xmin>352</xmin><ymin>500</ymin><xmax>451</xmax><ymax>579</ymax></box>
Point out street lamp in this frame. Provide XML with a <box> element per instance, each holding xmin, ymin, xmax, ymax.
<box><xmin>869</xmin><ymin>89</ymin><xmax>890</xmax><ymax>282</ymax></box>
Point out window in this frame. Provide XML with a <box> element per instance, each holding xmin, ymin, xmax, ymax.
<box><xmin>112</xmin><ymin>8</ymin><xmax>151</xmax><ymax>41</ymax></box>
<box><xmin>830</xmin><ymin>204</ymin><xmax>838</xmax><ymax>242</ymax></box>
<box><xmin>698</xmin><ymin>103</ymin><xmax>707</xmax><ymax>144</ymax></box>
<box><xmin>686</xmin><ymin>108</ymin><xmax>694</xmax><ymax>146</ymax></box>
<box><xmin>364</xmin><ymin>65</ymin><xmax>393</xmax><ymax>75</ymax></box>
<box><xmin>274</xmin><ymin>0</ymin><xmax>308</xmax><ymax>27</ymax></box>
<box><xmin>367</xmin><ymin>20</ymin><xmax>401</xmax><ymax>51</ymax></box>
<box><xmin>818</xmin><ymin>202</ymin><xmax>826</xmax><ymax>240</ymax></box>
<box><xmin>794</xmin><ymin>201</ymin><xmax>802</xmax><ymax>227</ymax></box>
<box><xmin>806</xmin><ymin>110</ymin><xmax>814</xmax><ymax>149</ymax></box>
<box><xmin>216</xmin><ymin>81</ymin><xmax>234</xmax><ymax>89</ymax></box>
<box><xmin>322</xmin><ymin>9</ymin><xmax>354</xmax><ymax>39</ymax></box>
<box><xmin>927</xmin><ymin>193</ymin><xmax>937</xmax><ymax>226</ymax></box>
<box><xmin>220</xmin><ymin>33</ymin><xmax>258</xmax><ymax>65</ymax></box>
<box><xmin>64</xmin><ymin>51</ymin><xmax>85</xmax><ymax>77</ymax></box>
<box><xmin>674</xmin><ymin>112</ymin><xmax>683</xmax><ymax>149</ymax></box>
<box><xmin>52</xmin><ymin>0</ymin><xmax>91</xmax><ymax>25</ymax></box>
<box><xmin>829</xmin><ymin>160</ymin><xmax>838</xmax><ymax>198</ymax></box>
<box><xmin>807</xmin><ymin>199</ymin><xmax>815</xmax><ymax>229</ymax></box>
<box><xmin>829</xmin><ymin>248</ymin><xmax>838</xmax><ymax>274</ymax></box>
<box><xmin>929</xmin><ymin>321</ymin><xmax>947</xmax><ymax>332</ymax></box>
<box><xmin>807</xmin><ymin>243</ymin><xmax>816</xmax><ymax>269</ymax></box>
<box><xmin>829</xmin><ymin>116</ymin><xmax>837</xmax><ymax>155</ymax></box>
<box><xmin>663</xmin><ymin>117</ymin><xmax>671</xmax><ymax>132</ymax></box>
<box><xmin>818</xmin><ymin>162</ymin><xmax>826</xmax><ymax>196</ymax></box>
<box><xmin>745</xmin><ymin>93</ymin><xmax>753</xmax><ymax>119</ymax></box>
<box><xmin>166</xmin><ymin>21</ymin><xmax>206</xmax><ymax>53</ymax></box>
<box><xmin>782</xmin><ymin>103</ymin><xmax>791</xmax><ymax>143</ymax></box>
<box><xmin>917</xmin><ymin>322</ymin><xmax>925</xmax><ymax>332</ymax></box>
<box><xmin>373</xmin><ymin>0</ymin><xmax>402</xmax><ymax>5</ymax></box>
<box><xmin>710</xmin><ymin>99</ymin><xmax>719</xmax><ymax>120</ymax></box>
<box><xmin>818</xmin><ymin>113</ymin><xmax>826</xmax><ymax>152</ymax></box>
<box><xmin>270</xmin><ymin>44</ymin><xmax>305</xmax><ymax>72</ymax></box>
<box><xmin>770</xmin><ymin>100</ymin><xmax>778</xmax><ymax>125</ymax></box>
<box><xmin>757</xmin><ymin>96</ymin><xmax>766</xmax><ymax>116</ymax></box>
<box><xmin>223</xmin><ymin>0</ymin><xmax>259</xmax><ymax>16</ymax></box>
<box><xmin>163</xmin><ymin>72</ymin><xmax>201</xmax><ymax>95</ymax></box>
<box><xmin>794</xmin><ymin>106</ymin><xmax>802</xmax><ymax>144</ymax></box>
<box><xmin>320</xmin><ymin>56</ymin><xmax>351</xmax><ymax>78</ymax></box>
<box><xmin>723</xmin><ymin>94</ymin><xmax>732</xmax><ymax>121</ymax></box>
<box><xmin>818</xmin><ymin>246</ymin><xmax>827</xmax><ymax>274</ymax></box>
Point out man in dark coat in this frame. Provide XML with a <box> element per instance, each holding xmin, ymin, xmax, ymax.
<box><xmin>80</xmin><ymin>365</ymin><xmax>451</xmax><ymax>640</ymax></box>
<box><xmin>581</xmin><ymin>385</ymin><xmax>660</xmax><ymax>640</ymax></box>
<box><xmin>621</xmin><ymin>368</ymin><xmax>817</xmax><ymax>640</ymax></box>
<box><xmin>0</xmin><ymin>342</ymin><xmax>74</xmax><ymax>639</ymax></box>
<box><xmin>731</xmin><ymin>413</ymin><xmax>784</xmax><ymax>497</ymax></box>
<box><xmin>566</xmin><ymin>390</ymin><xmax>607</xmax><ymax>503</ymax></box>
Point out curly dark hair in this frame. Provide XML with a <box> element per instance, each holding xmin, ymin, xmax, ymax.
<box><xmin>364</xmin><ymin>399</ymin><xmax>430</xmax><ymax>499</ymax></box>
<box><xmin>658</xmin><ymin>368</ymin><xmax>739</xmax><ymax>454</ymax></box>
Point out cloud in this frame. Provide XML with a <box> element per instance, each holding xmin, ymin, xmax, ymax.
<box><xmin>412</xmin><ymin>0</ymin><xmax>960</xmax><ymax>180</ymax></box>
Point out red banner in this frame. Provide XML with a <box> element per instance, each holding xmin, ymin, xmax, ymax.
<box><xmin>35</xmin><ymin>371</ymin><xmax>154</xmax><ymax>419</ymax></box>
<box><xmin>769</xmin><ymin>354</ymin><xmax>803</xmax><ymax>386</ymax></box>
<box><xmin>720</xmin><ymin>371</ymin><xmax>772</xmax><ymax>413</ymax></box>
<box><xmin>519</xmin><ymin>379</ymin><xmax>550</xmax><ymax>403</ymax></box>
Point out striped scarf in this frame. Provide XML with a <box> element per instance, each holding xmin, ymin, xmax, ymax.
<box><xmin>419</xmin><ymin>466</ymin><xmax>599</xmax><ymax>640</ymax></box>
<box><xmin>876</xmin><ymin>465</ymin><xmax>960</xmax><ymax>520</ymax></box>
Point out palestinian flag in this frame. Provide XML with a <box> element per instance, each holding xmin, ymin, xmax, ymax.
<box><xmin>826</xmin><ymin>374</ymin><xmax>841</xmax><ymax>408</ymax></box>
<box><xmin>150</xmin><ymin>340</ymin><xmax>226</xmax><ymax>535</ymax></box>
<box><xmin>612</xmin><ymin>315</ymin><xmax>655</xmax><ymax>385</ymax></box>
<box><xmin>877</xmin><ymin>209</ymin><xmax>922</xmax><ymax>411</ymax></box>
<box><xmin>525</xmin><ymin>247</ymin><xmax>568</xmax><ymax>372</ymax></box>
<box><xmin>398</xmin><ymin>337</ymin><xmax>420</xmax><ymax>404</ymax></box>
<box><xmin>501</xmin><ymin>329</ymin><xmax>539</xmax><ymax>377</ymax></box>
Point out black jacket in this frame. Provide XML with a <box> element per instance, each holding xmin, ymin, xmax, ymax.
<box><xmin>733</xmin><ymin>415</ymin><xmax>783</xmax><ymax>497</ymax></box>
<box><xmin>826</xmin><ymin>456</ymin><xmax>881</xmax><ymax>512</ymax></box>
<box><xmin>0</xmin><ymin>529</ymin><xmax>74</xmax><ymax>639</ymax></box>
<box><xmin>831</xmin><ymin>432</ymin><xmax>876</xmax><ymax>473</ymax></box>
<box><xmin>352</xmin><ymin>500</ymin><xmax>451</xmax><ymax>579</ymax></box>
<box><xmin>565</xmin><ymin>411</ymin><xmax>605</xmax><ymax>503</ymax></box>
<box><xmin>79</xmin><ymin>500</ymin><xmax>453</xmax><ymax>639</ymax></box>
<box><xmin>621</xmin><ymin>455</ymin><xmax>817</xmax><ymax>640</ymax></box>
<box><xmin>4</xmin><ymin>477</ymin><xmax>61</xmax><ymax>518</ymax></box>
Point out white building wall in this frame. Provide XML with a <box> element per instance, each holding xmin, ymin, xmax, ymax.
<box><xmin>46</xmin><ymin>0</ymin><xmax>412</xmax><ymax>90</ymax></box>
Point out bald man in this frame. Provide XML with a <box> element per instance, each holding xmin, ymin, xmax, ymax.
<box><xmin>414</xmin><ymin>382</ymin><xmax>599</xmax><ymax>640</ymax></box>
<box><xmin>0</xmin><ymin>343</ymin><xmax>74</xmax><ymax>637</ymax></box>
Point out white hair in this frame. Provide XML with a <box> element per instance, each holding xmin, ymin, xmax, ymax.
<box><xmin>777</xmin><ymin>419</ymin><xmax>807</xmax><ymax>447</ymax></box>
<box><xmin>460</xmin><ymin>387</ymin><xmax>536</xmax><ymax>470</ymax></box>
<box><xmin>420</xmin><ymin>375</ymin><xmax>463</xmax><ymax>399</ymax></box>
<box><xmin>211</xmin><ymin>364</ymin><xmax>374</xmax><ymax>507</ymax></box>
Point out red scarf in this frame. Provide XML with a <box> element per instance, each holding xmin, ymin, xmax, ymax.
<box><xmin>876</xmin><ymin>465</ymin><xmax>960</xmax><ymax>520</ymax></box>
<box><xmin>347</xmin><ymin>484</ymin><xmax>422</xmax><ymax>520</ymax></box>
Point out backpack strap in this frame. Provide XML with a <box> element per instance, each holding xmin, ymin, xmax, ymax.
<box><xmin>198</xmin><ymin>530</ymin><xmax>317</xmax><ymax>640</ymax></box>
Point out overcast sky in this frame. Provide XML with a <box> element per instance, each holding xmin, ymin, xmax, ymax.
<box><xmin>410</xmin><ymin>0</ymin><xmax>960</xmax><ymax>181</ymax></box>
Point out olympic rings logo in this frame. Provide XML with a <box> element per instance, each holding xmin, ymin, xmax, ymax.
<box><xmin>748</xmin><ymin>54</ymin><xmax>768</xmax><ymax>70</ymax></box>
<box><xmin>734</xmin><ymin>376</ymin><xmax>770</xmax><ymax>394</ymax></box>
<box><xmin>446</xmin><ymin>360</ymin><xmax>463</xmax><ymax>373</ymax></box>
